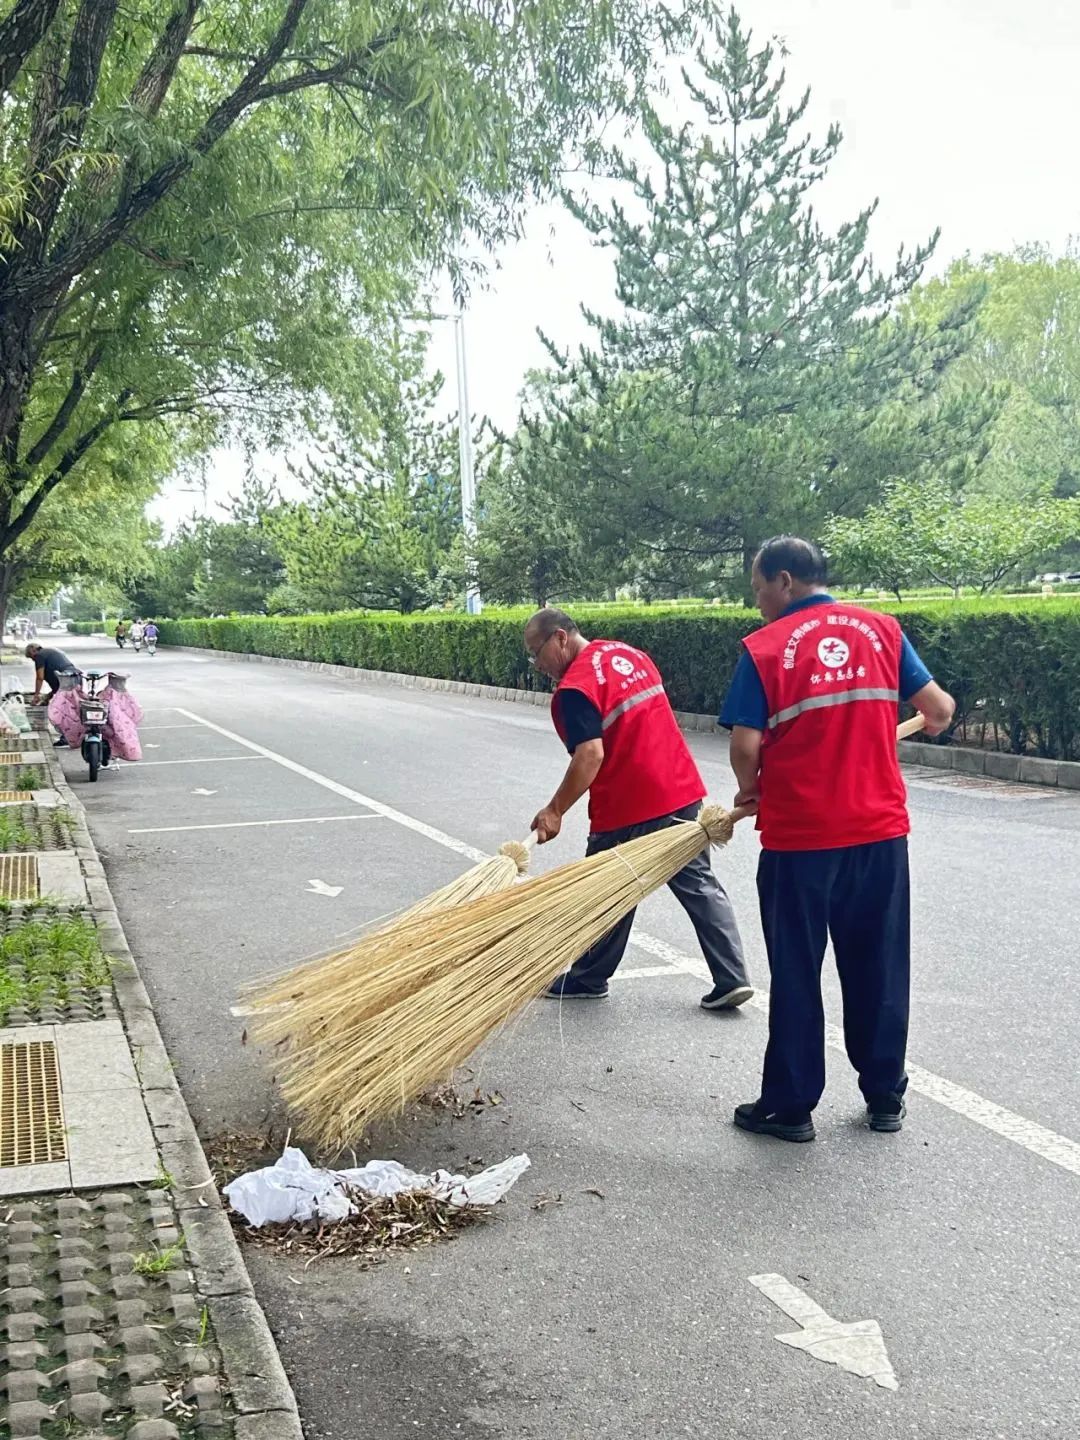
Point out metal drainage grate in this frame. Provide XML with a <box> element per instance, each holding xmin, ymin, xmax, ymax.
<box><xmin>0</xmin><ymin>1039</ymin><xmax>65</xmax><ymax>1165</ymax></box>
<box><xmin>0</xmin><ymin>854</ymin><xmax>38</xmax><ymax>900</ymax></box>
<box><xmin>0</xmin><ymin>791</ymin><xmax>24</xmax><ymax>801</ymax></box>
<box><xmin>0</xmin><ymin>752</ymin><xmax>29</xmax><ymax>764</ymax></box>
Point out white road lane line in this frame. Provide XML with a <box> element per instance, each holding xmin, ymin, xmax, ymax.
<box><xmin>136</xmin><ymin>755</ymin><xmax>269</xmax><ymax>766</ymax></box>
<box><xmin>625</xmin><ymin>938</ymin><xmax>1080</xmax><ymax>1178</ymax></box>
<box><xmin>174</xmin><ymin>706</ymin><xmax>1080</xmax><ymax>1180</ymax></box>
<box><xmin>138</xmin><ymin>724</ymin><xmax>204</xmax><ymax>731</ymax></box>
<box><xmin>175</xmin><ymin>708</ymin><xmax>489</xmax><ymax>863</ymax></box>
<box><xmin>612</xmin><ymin>964</ymin><xmax>688</xmax><ymax>980</ymax></box>
<box><xmin>129</xmin><ymin>814</ymin><xmax>384</xmax><ymax>835</ymax></box>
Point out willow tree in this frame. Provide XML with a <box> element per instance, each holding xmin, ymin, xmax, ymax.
<box><xmin>0</xmin><ymin>0</ymin><xmax>702</xmax><ymax>563</ymax></box>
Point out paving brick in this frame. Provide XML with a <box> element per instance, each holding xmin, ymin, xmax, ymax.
<box><xmin>2</xmin><ymin>1366</ymin><xmax>47</xmax><ymax>1401</ymax></box>
<box><xmin>113</xmin><ymin>1298</ymin><xmax>149</xmax><ymax>1327</ymax></box>
<box><xmin>115</xmin><ymin>1352</ymin><xmax>165</xmax><ymax>1385</ymax></box>
<box><xmin>56</xmin><ymin>1197</ymin><xmax>93</xmax><ymax>1219</ymax></box>
<box><xmin>61</xmin><ymin>1303</ymin><xmax>106</xmax><ymax>1335</ymax></box>
<box><xmin>60</xmin><ymin>1330</ymin><xmax>106</xmax><ymax>1361</ymax></box>
<box><xmin>111</xmin><ymin>1272</ymin><xmax>148</xmax><ymax>1299</ymax></box>
<box><xmin>126</xmin><ymin>1378</ymin><xmax>170</xmax><ymax>1415</ymax></box>
<box><xmin>0</xmin><ymin>1188</ymin><xmax>236</xmax><ymax>1435</ymax></box>
<box><xmin>2</xmin><ymin>1340</ymin><xmax>48</xmax><ymax>1368</ymax></box>
<box><xmin>57</xmin><ymin>1279</ymin><xmax>100</xmax><ymax>1305</ymax></box>
<box><xmin>5</xmin><ymin>1286</ymin><xmax>45</xmax><ymax>1309</ymax></box>
<box><xmin>54</xmin><ymin>1256</ymin><xmax>94</xmax><ymax>1282</ymax></box>
<box><xmin>8</xmin><ymin>1398</ymin><xmax>53</xmax><ymax>1437</ymax></box>
<box><xmin>64</xmin><ymin>1388</ymin><xmax>111</xmax><ymax>1425</ymax></box>
<box><xmin>54</xmin><ymin>1356</ymin><xmax>108</xmax><ymax>1391</ymax></box>
<box><xmin>3</xmin><ymin>1312</ymin><xmax>47</xmax><ymax>1342</ymax></box>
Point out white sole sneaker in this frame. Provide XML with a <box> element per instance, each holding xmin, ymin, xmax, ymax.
<box><xmin>700</xmin><ymin>985</ymin><xmax>754</xmax><ymax>1011</ymax></box>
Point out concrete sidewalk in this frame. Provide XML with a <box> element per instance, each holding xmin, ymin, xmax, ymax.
<box><xmin>0</xmin><ymin>695</ymin><xmax>300</xmax><ymax>1439</ymax></box>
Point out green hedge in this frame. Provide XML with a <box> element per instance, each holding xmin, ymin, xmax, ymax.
<box><xmin>156</xmin><ymin>599</ymin><xmax>1080</xmax><ymax>760</ymax></box>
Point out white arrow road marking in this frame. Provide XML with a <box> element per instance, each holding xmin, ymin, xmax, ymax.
<box><xmin>306</xmin><ymin>879</ymin><xmax>343</xmax><ymax>897</ymax></box>
<box><xmin>191</xmin><ymin>788</ymin><xmax>217</xmax><ymax>796</ymax></box>
<box><xmin>749</xmin><ymin>1274</ymin><xmax>898</xmax><ymax>1391</ymax></box>
<box><xmin>145</xmin><ymin>743</ymin><xmax>161</xmax><ymax>748</ymax></box>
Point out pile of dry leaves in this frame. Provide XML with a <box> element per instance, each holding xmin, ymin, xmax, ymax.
<box><xmin>204</xmin><ymin>1128</ymin><xmax>491</xmax><ymax>1266</ymax></box>
<box><xmin>236</xmin><ymin>1187</ymin><xmax>490</xmax><ymax>1265</ymax></box>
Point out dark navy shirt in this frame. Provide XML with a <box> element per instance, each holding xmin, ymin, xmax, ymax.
<box><xmin>718</xmin><ymin>594</ymin><xmax>932</xmax><ymax>732</ymax></box>
<box><xmin>552</xmin><ymin>689</ymin><xmax>604</xmax><ymax>753</ymax></box>
<box><xmin>32</xmin><ymin>647</ymin><xmax>74</xmax><ymax>691</ymax></box>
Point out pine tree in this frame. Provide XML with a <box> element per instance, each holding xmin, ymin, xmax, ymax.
<box><xmin>531</xmin><ymin>5</ymin><xmax>993</xmax><ymax>586</ymax></box>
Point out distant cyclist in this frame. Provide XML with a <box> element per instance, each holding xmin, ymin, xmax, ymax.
<box><xmin>114</xmin><ymin>619</ymin><xmax>129</xmax><ymax>648</ymax></box>
<box><xmin>144</xmin><ymin>621</ymin><xmax>159</xmax><ymax>656</ymax></box>
<box><xmin>129</xmin><ymin>618</ymin><xmax>145</xmax><ymax>653</ymax></box>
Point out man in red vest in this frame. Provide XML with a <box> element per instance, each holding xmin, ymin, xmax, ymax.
<box><xmin>720</xmin><ymin>536</ymin><xmax>955</xmax><ymax>1142</ymax></box>
<box><xmin>525</xmin><ymin>608</ymin><xmax>751</xmax><ymax>1008</ymax></box>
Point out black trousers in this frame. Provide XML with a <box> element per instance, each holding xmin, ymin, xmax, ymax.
<box><xmin>757</xmin><ymin>837</ymin><xmax>910</xmax><ymax>1114</ymax></box>
<box><xmin>568</xmin><ymin>803</ymin><xmax>748</xmax><ymax>992</ymax></box>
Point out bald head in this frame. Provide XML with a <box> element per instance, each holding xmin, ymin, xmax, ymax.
<box><xmin>523</xmin><ymin>608</ymin><xmax>586</xmax><ymax>682</ymax></box>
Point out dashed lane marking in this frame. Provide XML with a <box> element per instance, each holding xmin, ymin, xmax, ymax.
<box><xmin>129</xmin><ymin>814</ymin><xmax>384</xmax><ymax>835</ymax></box>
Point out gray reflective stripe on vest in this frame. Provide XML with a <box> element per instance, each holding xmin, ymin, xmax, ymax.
<box><xmin>602</xmin><ymin>683</ymin><xmax>666</xmax><ymax>730</ymax></box>
<box><xmin>767</xmin><ymin>687</ymin><xmax>900</xmax><ymax>730</ymax></box>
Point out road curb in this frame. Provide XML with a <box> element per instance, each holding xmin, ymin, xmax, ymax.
<box><xmin>160</xmin><ymin>641</ymin><xmax>1080</xmax><ymax>793</ymax></box>
<box><xmin>39</xmin><ymin>718</ymin><xmax>305</xmax><ymax>1439</ymax></box>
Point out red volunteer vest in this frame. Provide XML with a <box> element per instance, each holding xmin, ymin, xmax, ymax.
<box><xmin>554</xmin><ymin>640</ymin><xmax>704</xmax><ymax>832</ymax></box>
<box><xmin>743</xmin><ymin>602</ymin><xmax>909</xmax><ymax>851</ymax></box>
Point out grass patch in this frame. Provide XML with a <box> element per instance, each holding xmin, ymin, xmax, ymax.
<box><xmin>0</xmin><ymin>811</ymin><xmax>34</xmax><ymax>851</ymax></box>
<box><xmin>0</xmin><ymin>916</ymin><xmax>111</xmax><ymax>1013</ymax></box>
<box><xmin>132</xmin><ymin>1242</ymin><xmax>184</xmax><ymax>1276</ymax></box>
<box><xmin>11</xmin><ymin>766</ymin><xmax>43</xmax><ymax>791</ymax></box>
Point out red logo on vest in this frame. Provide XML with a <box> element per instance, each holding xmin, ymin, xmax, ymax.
<box><xmin>553</xmin><ymin>640</ymin><xmax>703</xmax><ymax>831</ymax></box>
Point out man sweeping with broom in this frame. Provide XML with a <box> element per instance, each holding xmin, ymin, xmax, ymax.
<box><xmin>721</xmin><ymin>536</ymin><xmax>956</xmax><ymax>1142</ymax></box>
<box><xmin>525</xmin><ymin>608</ymin><xmax>752</xmax><ymax>1009</ymax></box>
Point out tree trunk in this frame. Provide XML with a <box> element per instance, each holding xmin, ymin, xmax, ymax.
<box><xmin>0</xmin><ymin>311</ymin><xmax>35</xmax><ymax>470</ymax></box>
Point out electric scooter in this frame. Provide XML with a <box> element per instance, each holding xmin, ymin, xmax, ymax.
<box><xmin>75</xmin><ymin>670</ymin><xmax>112</xmax><ymax>782</ymax></box>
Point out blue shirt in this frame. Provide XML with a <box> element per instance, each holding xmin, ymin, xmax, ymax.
<box><xmin>718</xmin><ymin>594</ymin><xmax>932</xmax><ymax>732</ymax></box>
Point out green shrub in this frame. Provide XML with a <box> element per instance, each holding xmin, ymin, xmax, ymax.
<box><xmin>157</xmin><ymin>596</ymin><xmax>1080</xmax><ymax>760</ymax></box>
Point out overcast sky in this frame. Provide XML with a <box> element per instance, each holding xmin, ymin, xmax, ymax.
<box><xmin>150</xmin><ymin>0</ymin><xmax>1080</xmax><ymax>533</ymax></box>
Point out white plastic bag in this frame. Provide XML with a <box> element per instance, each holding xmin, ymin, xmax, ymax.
<box><xmin>1</xmin><ymin>696</ymin><xmax>30</xmax><ymax>733</ymax></box>
<box><xmin>223</xmin><ymin>1145</ymin><xmax>530</xmax><ymax>1228</ymax></box>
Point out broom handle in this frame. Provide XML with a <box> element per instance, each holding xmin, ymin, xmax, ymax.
<box><xmin>526</xmin><ymin>715</ymin><xmax>926</xmax><ymax>843</ymax></box>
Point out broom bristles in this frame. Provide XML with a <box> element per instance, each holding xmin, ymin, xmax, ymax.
<box><xmin>245</xmin><ymin>841</ymin><xmax>530</xmax><ymax>1040</ymax></box>
<box><xmin>269</xmin><ymin>804</ymin><xmax>738</xmax><ymax>1148</ymax></box>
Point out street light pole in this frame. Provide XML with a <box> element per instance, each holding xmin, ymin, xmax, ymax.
<box><xmin>452</xmin><ymin>310</ymin><xmax>481</xmax><ymax>615</ymax></box>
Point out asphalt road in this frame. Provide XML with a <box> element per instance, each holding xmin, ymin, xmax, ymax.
<box><xmin>50</xmin><ymin>635</ymin><xmax>1080</xmax><ymax>1439</ymax></box>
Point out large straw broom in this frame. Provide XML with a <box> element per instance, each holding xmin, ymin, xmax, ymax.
<box><xmin>241</xmin><ymin>837</ymin><xmax>534</xmax><ymax>1039</ymax></box>
<box><xmin>259</xmin><ymin>715</ymin><xmax>927</xmax><ymax>1147</ymax></box>
<box><xmin>267</xmin><ymin>803</ymin><xmax>746</xmax><ymax>1147</ymax></box>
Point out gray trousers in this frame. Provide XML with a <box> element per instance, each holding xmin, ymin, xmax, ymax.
<box><xmin>568</xmin><ymin>803</ymin><xmax>749</xmax><ymax>991</ymax></box>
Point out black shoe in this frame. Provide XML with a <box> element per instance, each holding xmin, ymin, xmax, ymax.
<box><xmin>734</xmin><ymin>1100</ymin><xmax>816</xmax><ymax>1143</ymax></box>
<box><xmin>53</xmin><ymin>736</ymin><xmax>69</xmax><ymax>748</ymax></box>
<box><xmin>867</xmin><ymin>1095</ymin><xmax>907</xmax><ymax>1132</ymax></box>
<box><xmin>544</xmin><ymin>973</ymin><xmax>609</xmax><ymax>999</ymax></box>
<box><xmin>700</xmin><ymin>983</ymin><xmax>754</xmax><ymax>1010</ymax></box>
